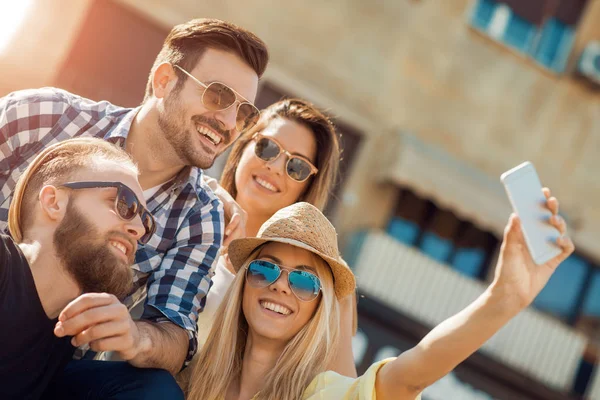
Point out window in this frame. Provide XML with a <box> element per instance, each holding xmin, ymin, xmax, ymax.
<box><xmin>387</xmin><ymin>189</ymin><xmax>499</xmax><ymax>279</ymax></box>
<box><xmin>469</xmin><ymin>0</ymin><xmax>589</xmax><ymax>73</ymax></box>
<box><xmin>533</xmin><ymin>253</ymin><xmax>590</xmax><ymax>321</ymax></box>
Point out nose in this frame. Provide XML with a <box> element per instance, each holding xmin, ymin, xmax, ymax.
<box><xmin>269</xmin><ymin>270</ymin><xmax>292</xmax><ymax>296</ymax></box>
<box><xmin>266</xmin><ymin>152</ymin><xmax>287</xmax><ymax>176</ymax></box>
<box><xmin>214</xmin><ymin>104</ymin><xmax>238</xmax><ymax>132</ymax></box>
<box><xmin>125</xmin><ymin>215</ymin><xmax>146</xmax><ymax>242</ymax></box>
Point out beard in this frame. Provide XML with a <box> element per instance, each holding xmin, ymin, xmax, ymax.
<box><xmin>157</xmin><ymin>90</ymin><xmax>232</xmax><ymax>169</ymax></box>
<box><xmin>53</xmin><ymin>201</ymin><xmax>134</xmax><ymax>300</ymax></box>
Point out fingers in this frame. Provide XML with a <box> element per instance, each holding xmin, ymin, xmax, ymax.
<box><xmin>55</xmin><ymin>301</ymin><xmax>129</xmax><ymax>338</ymax></box>
<box><xmin>549</xmin><ymin>214</ymin><xmax>567</xmax><ymax>236</ymax></box>
<box><xmin>555</xmin><ymin>235</ymin><xmax>575</xmax><ymax>263</ymax></box>
<box><xmin>542</xmin><ymin>187</ymin><xmax>551</xmax><ymax>200</ymax></box>
<box><xmin>223</xmin><ymin>211</ymin><xmax>247</xmax><ymax>247</ymax></box>
<box><xmin>225</xmin><ymin>213</ymin><xmax>241</xmax><ymax>237</ymax></box>
<box><xmin>542</xmin><ymin>187</ymin><xmax>559</xmax><ymax>215</ymax></box>
<box><xmin>58</xmin><ymin>293</ymin><xmax>118</xmax><ymax>323</ymax></box>
<box><xmin>88</xmin><ymin>336</ymin><xmax>136</xmax><ymax>357</ymax></box>
<box><xmin>71</xmin><ymin>319</ymin><xmax>131</xmax><ymax>348</ymax></box>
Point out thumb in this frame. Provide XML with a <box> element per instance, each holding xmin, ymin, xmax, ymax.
<box><xmin>225</xmin><ymin>213</ymin><xmax>240</xmax><ymax>236</ymax></box>
<box><xmin>503</xmin><ymin>214</ymin><xmax>523</xmax><ymax>244</ymax></box>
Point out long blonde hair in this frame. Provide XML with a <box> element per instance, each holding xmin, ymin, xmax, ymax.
<box><xmin>186</xmin><ymin>246</ymin><xmax>341</xmax><ymax>400</ymax></box>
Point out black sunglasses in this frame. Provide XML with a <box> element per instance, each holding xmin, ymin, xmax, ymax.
<box><xmin>246</xmin><ymin>259</ymin><xmax>322</xmax><ymax>302</ymax></box>
<box><xmin>59</xmin><ymin>181</ymin><xmax>156</xmax><ymax>244</ymax></box>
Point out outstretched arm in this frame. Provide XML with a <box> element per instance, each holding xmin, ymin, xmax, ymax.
<box><xmin>374</xmin><ymin>189</ymin><xmax>574</xmax><ymax>400</ymax></box>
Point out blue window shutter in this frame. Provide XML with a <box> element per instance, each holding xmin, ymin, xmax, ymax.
<box><xmin>503</xmin><ymin>12</ymin><xmax>537</xmax><ymax>53</ymax></box>
<box><xmin>419</xmin><ymin>232</ymin><xmax>454</xmax><ymax>263</ymax></box>
<box><xmin>582</xmin><ymin>270</ymin><xmax>600</xmax><ymax>317</ymax></box>
<box><xmin>533</xmin><ymin>254</ymin><xmax>589</xmax><ymax>320</ymax></box>
<box><xmin>471</xmin><ymin>0</ymin><xmax>497</xmax><ymax>30</ymax></box>
<box><xmin>533</xmin><ymin>18</ymin><xmax>575</xmax><ymax>72</ymax></box>
<box><xmin>387</xmin><ymin>217</ymin><xmax>420</xmax><ymax>246</ymax></box>
<box><xmin>451</xmin><ymin>248</ymin><xmax>486</xmax><ymax>278</ymax></box>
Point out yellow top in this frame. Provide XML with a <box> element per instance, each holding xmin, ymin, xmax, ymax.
<box><xmin>301</xmin><ymin>358</ymin><xmax>421</xmax><ymax>400</ymax></box>
<box><xmin>214</xmin><ymin>358</ymin><xmax>422</xmax><ymax>400</ymax></box>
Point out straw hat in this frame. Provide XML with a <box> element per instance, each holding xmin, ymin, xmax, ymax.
<box><xmin>228</xmin><ymin>202</ymin><xmax>356</xmax><ymax>298</ymax></box>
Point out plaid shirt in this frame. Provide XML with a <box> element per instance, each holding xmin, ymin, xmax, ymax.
<box><xmin>0</xmin><ymin>88</ymin><xmax>224</xmax><ymax>366</ymax></box>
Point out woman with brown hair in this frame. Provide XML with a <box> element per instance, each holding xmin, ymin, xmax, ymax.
<box><xmin>196</xmin><ymin>98</ymin><xmax>357</xmax><ymax>377</ymax></box>
<box><xmin>182</xmin><ymin>195</ymin><xmax>572</xmax><ymax>400</ymax></box>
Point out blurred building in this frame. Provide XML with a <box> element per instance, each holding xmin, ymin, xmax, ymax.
<box><xmin>1</xmin><ymin>0</ymin><xmax>600</xmax><ymax>398</ymax></box>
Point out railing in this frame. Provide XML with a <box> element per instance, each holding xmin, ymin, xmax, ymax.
<box><xmin>353</xmin><ymin>230</ymin><xmax>587</xmax><ymax>393</ymax></box>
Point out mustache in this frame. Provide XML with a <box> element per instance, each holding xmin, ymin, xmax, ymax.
<box><xmin>192</xmin><ymin>115</ymin><xmax>231</xmax><ymax>144</ymax></box>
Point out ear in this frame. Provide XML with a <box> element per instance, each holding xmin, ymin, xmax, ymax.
<box><xmin>152</xmin><ymin>62</ymin><xmax>178</xmax><ymax>99</ymax></box>
<box><xmin>38</xmin><ymin>185</ymin><xmax>69</xmax><ymax>223</ymax></box>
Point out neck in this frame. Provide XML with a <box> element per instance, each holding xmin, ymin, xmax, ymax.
<box><xmin>232</xmin><ymin>332</ymin><xmax>286</xmax><ymax>400</ymax></box>
<box><xmin>19</xmin><ymin>238</ymin><xmax>80</xmax><ymax>319</ymax></box>
<box><xmin>237</xmin><ymin>199</ymin><xmax>272</xmax><ymax>238</ymax></box>
<box><xmin>245</xmin><ymin>214</ymin><xmax>269</xmax><ymax>238</ymax></box>
<box><xmin>127</xmin><ymin>103</ymin><xmax>185</xmax><ymax>189</ymax></box>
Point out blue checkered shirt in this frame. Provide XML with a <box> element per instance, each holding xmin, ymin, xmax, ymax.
<box><xmin>0</xmin><ymin>88</ymin><xmax>224</xmax><ymax>366</ymax></box>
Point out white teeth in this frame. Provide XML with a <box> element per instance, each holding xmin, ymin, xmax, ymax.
<box><xmin>110</xmin><ymin>241</ymin><xmax>127</xmax><ymax>255</ymax></box>
<box><xmin>260</xmin><ymin>301</ymin><xmax>291</xmax><ymax>315</ymax></box>
<box><xmin>255</xmin><ymin>177</ymin><xmax>277</xmax><ymax>192</ymax></box>
<box><xmin>196</xmin><ymin>126</ymin><xmax>222</xmax><ymax>145</ymax></box>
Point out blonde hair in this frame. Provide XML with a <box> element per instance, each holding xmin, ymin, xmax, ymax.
<box><xmin>220</xmin><ymin>98</ymin><xmax>341</xmax><ymax>211</ymax></box>
<box><xmin>186</xmin><ymin>246</ymin><xmax>341</xmax><ymax>400</ymax></box>
<box><xmin>8</xmin><ymin>137</ymin><xmax>137</xmax><ymax>242</ymax></box>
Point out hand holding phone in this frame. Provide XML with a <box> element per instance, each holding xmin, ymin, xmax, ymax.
<box><xmin>500</xmin><ymin>161</ymin><xmax>562</xmax><ymax>265</ymax></box>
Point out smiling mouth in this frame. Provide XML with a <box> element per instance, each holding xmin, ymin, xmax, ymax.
<box><xmin>260</xmin><ymin>300</ymin><xmax>292</xmax><ymax>315</ymax></box>
<box><xmin>196</xmin><ymin>125</ymin><xmax>222</xmax><ymax>146</ymax></box>
<box><xmin>109</xmin><ymin>241</ymin><xmax>128</xmax><ymax>257</ymax></box>
<box><xmin>254</xmin><ymin>176</ymin><xmax>278</xmax><ymax>192</ymax></box>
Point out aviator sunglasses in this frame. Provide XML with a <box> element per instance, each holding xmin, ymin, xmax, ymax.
<box><xmin>246</xmin><ymin>259</ymin><xmax>322</xmax><ymax>302</ymax></box>
<box><xmin>60</xmin><ymin>181</ymin><xmax>156</xmax><ymax>244</ymax></box>
<box><xmin>173</xmin><ymin>64</ymin><xmax>260</xmax><ymax>132</ymax></box>
<box><xmin>252</xmin><ymin>133</ymin><xmax>319</xmax><ymax>182</ymax></box>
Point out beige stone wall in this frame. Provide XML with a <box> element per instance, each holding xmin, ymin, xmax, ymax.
<box><xmin>118</xmin><ymin>0</ymin><xmax>600</xmax><ymax>255</ymax></box>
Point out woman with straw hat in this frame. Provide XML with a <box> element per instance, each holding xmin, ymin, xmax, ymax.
<box><xmin>181</xmin><ymin>188</ymin><xmax>574</xmax><ymax>399</ymax></box>
<box><xmin>197</xmin><ymin>98</ymin><xmax>357</xmax><ymax>376</ymax></box>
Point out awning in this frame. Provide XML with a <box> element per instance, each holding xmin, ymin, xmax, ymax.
<box><xmin>378</xmin><ymin>132</ymin><xmax>600</xmax><ymax>262</ymax></box>
<box><xmin>378</xmin><ymin>133</ymin><xmax>511</xmax><ymax>237</ymax></box>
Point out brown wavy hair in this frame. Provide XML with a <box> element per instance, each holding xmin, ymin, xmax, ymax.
<box><xmin>220</xmin><ymin>98</ymin><xmax>340</xmax><ymax>211</ymax></box>
<box><xmin>144</xmin><ymin>18</ymin><xmax>269</xmax><ymax>102</ymax></box>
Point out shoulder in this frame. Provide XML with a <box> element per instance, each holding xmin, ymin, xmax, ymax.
<box><xmin>0</xmin><ymin>233</ymin><xmax>18</xmax><ymax>258</ymax></box>
<box><xmin>1</xmin><ymin>87</ymin><xmax>75</xmax><ymax>114</ymax></box>
<box><xmin>0</xmin><ymin>87</ymin><xmax>123</xmax><ymax>121</ymax></box>
<box><xmin>303</xmin><ymin>358</ymin><xmax>405</xmax><ymax>400</ymax></box>
<box><xmin>0</xmin><ymin>234</ymin><xmax>25</xmax><ymax>281</ymax></box>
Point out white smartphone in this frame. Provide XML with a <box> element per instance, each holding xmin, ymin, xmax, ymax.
<box><xmin>500</xmin><ymin>161</ymin><xmax>561</xmax><ymax>265</ymax></box>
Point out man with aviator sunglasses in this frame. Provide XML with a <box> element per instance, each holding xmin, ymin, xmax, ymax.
<box><xmin>0</xmin><ymin>138</ymin><xmax>186</xmax><ymax>400</ymax></box>
<box><xmin>0</xmin><ymin>17</ymin><xmax>269</xmax><ymax>396</ymax></box>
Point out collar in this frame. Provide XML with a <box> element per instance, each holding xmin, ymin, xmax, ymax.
<box><xmin>103</xmin><ymin>106</ymin><xmax>140</xmax><ymax>147</ymax></box>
